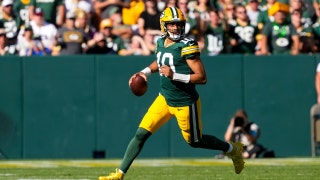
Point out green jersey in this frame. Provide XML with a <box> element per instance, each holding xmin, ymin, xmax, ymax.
<box><xmin>313</xmin><ymin>21</ymin><xmax>320</xmax><ymax>37</ymax></box>
<box><xmin>202</xmin><ymin>24</ymin><xmax>224</xmax><ymax>55</ymax></box>
<box><xmin>13</xmin><ymin>0</ymin><xmax>31</xmax><ymax>26</ymax></box>
<box><xmin>0</xmin><ymin>16</ymin><xmax>21</xmax><ymax>45</ymax></box>
<box><xmin>30</xmin><ymin>0</ymin><xmax>63</xmax><ymax>25</ymax></box>
<box><xmin>0</xmin><ymin>45</ymin><xmax>18</xmax><ymax>55</ymax></box>
<box><xmin>155</xmin><ymin>36</ymin><xmax>200</xmax><ymax>107</ymax></box>
<box><xmin>262</xmin><ymin>22</ymin><xmax>298</xmax><ymax>54</ymax></box>
<box><xmin>228</xmin><ymin>20</ymin><xmax>258</xmax><ymax>54</ymax></box>
<box><xmin>257</xmin><ymin>10</ymin><xmax>273</xmax><ymax>31</ymax></box>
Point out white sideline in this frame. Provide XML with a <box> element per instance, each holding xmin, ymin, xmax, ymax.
<box><xmin>18</xmin><ymin>179</ymin><xmax>90</xmax><ymax>180</ymax></box>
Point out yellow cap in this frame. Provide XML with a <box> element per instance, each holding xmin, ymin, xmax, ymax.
<box><xmin>100</xmin><ymin>18</ymin><xmax>113</xmax><ymax>29</ymax></box>
<box><xmin>268</xmin><ymin>2</ymin><xmax>289</xmax><ymax>16</ymax></box>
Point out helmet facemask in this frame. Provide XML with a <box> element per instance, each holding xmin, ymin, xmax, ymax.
<box><xmin>160</xmin><ymin>7</ymin><xmax>186</xmax><ymax>41</ymax></box>
<box><xmin>163</xmin><ymin>21</ymin><xmax>185</xmax><ymax>41</ymax></box>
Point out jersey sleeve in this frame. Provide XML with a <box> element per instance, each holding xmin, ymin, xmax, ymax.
<box><xmin>289</xmin><ymin>24</ymin><xmax>298</xmax><ymax>36</ymax></box>
<box><xmin>181</xmin><ymin>39</ymin><xmax>200</xmax><ymax>59</ymax></box>
<box><xmin>262</xmin><ymin>22</ymin><xmax>272</xmax><ymax>37</ymax></box>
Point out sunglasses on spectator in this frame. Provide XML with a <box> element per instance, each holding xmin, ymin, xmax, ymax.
<box><xmin>237</xmin><ymin>11</ymin><xmax>246</xmax><ymax>14</ymax></box>
<box><xmin>291</xmin><ymin>12</ymin><xmax>300</xmax><ymax>15</ymax></box>
<box><xmin>226</xmin><ymin>7</ymin><xmax>234</xmax><ymax>11</ymax></box>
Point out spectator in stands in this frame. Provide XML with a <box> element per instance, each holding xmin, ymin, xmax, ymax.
<box><xmin>177</xmin><ymin>0</ymin><xmax>188</xmax><ymax>20</ymax></box>
<box><xmin>75</xmin><ymin>10</ymin><xmax>96</xmax><ymax>40</ymax></box>
<box><xmin>0</xmin><ymin>27</ymin><xmax>16</xmax><ymax>55</ymax></box>
<box><xmin>137</xmin><ymin>0</ymin><xmax>161</xmax><ymax>37</ymax></box>
<box><xmin>246</xmin><ymin>0</ymin><xmax>260</xmax><ymax>26</ymax></box>
<box><xmin>208</xmin><ymin>0</ymin><xmax>226</xmax><ymax>10</ymax></box>
<box><xmin>219</xmin><ymin>0</ymin><xmax>235</xmax><ymax>26</ymax></box>
<box><xmin>223</xmin><ymin>109</ymin><xmax>268</xmax><ymax>159</ymax></box>
<box><xmin>17</xmin><ymin>26</ymin><xmax>47</xmax><ymax>56</ymax></box>
<box><xmin>228</xmin><ymin>5</ymin><xmax>258</xmax><ymax>54</ymax></box>
<box><xmin>258</xmin><ymin>2</ymin><xmax>299</xmax><ymax>55</ymax></box>
<box><xmin>13</xmin><ymin>0</ymin><xmax>31</xmax><ymax>27</ymax></box>
<box><xmin>118</xmin><ymin>34</ymin><xmax>151</xmax><ymax>56</ymax></box>
<box><xmin>165</xmin><ymin>0</ymin><xmax>177</xmax><ymax>8</ymax></box>
<box><xmin>246</xmin><ymin>0</ymin><xmax>261</xmax><ymax>53</ymax></box>
<box><xmin>216</xmin><ymin>0</ymin><xmax>235</xmax><ymax>53</ymax></box>
<box><xmin>142</xmin><ymin>29</ymin><xmax>160</xmax><ymax>53</ymax></box>
<box><xmin>121</xmin><ymin>0</ymin><xmax>145</xmax><ymax>33</ymax></box>
<box><xmin>65</xmin><ymin>0</ymin><xmax>95</xmax><ymax>28</ymax></box>
<box><xmin>94</xmin><ymin>0</ymin><xmax>130</xmax><ymax>21</ymax></box>
<box><xmin>313</xmin><ymin>0</ymin><xmax>320</xmax><ymax>20</ymax></box>
<box><xmin>86</xmin><ymin>32</ymin><xmax>116</xmax><ymax>54</ymax></box>
<box><xmin>289</xmin><ymin>0</ymin><xmax>312</xmax><ymax>25</ymax></box>
<box><xmin>257</xmin><ymin>0</ymin><xmax>277</xmax><ymax>32</ymax></box>
<box><xmin>177</xmin><ymin>0</ymin><xmax>198</xmax><ymax>39</ymax></box>
<box><xmin>156</xmin><ymin>0</ymin><xmax>166</xmax><ymax>11</ymax></box>
<box><xmin>188</xmin><ymin>0</ymin><xmax>210</xmax><ymax>41</ymax></box>
<box><xmin>65</xmin><ymin>0</ymin><xmax>93</xmax><ymax>17</ymax></box>
<box><xmin>98</xmin><ymin>4</ymin><xmax>133</xmax><ymax>39</ymax></box>
<box><xmin>199</xmin><ymin>8</ymin><xmax>225</xmax><ymax>56</ymax></box>
<box><xmin>0</xmin><ymin>0</ymin><xmax>21</xmax><ymax>46</ymax></box>
<box><xmin>56</xmin><ymin>11</ymin><xmax>87</xmax><ymax>55</ymax></box>
<box><xmin>29</xmin><ymin>0</ymin><xmax>65</xmax><ymax>27</ymax></box>
<box><xmin>312</xmin><ymin>18</ymin><xmax>320</xmax><ymax>51</ymax></box>
<box><xmin>291</xmin><ymin>9</ymin><xmax>317</xmax><ymax>53</ymax></box>
<box><xmin>87</xmin><ymin>18</ymin><xmax>123</xmax><ymax>54</ymax></box>
<box><xmin>29</xmin><ymin>7</ymin><xmax>57</xmax><ymax>55</ymax></box>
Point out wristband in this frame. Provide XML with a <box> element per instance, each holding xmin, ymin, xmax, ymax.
<box><xmin>172</xmin><ymin>73</ymin><xmax>190</xmax><ymax>83</ymax></box>
<box><xmin>140</xmin><ymin>67</ymin><xmax>151</xmax><ymax>76</ymax></box>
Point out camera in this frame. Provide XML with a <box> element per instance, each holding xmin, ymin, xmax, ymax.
<box><xmin>234</xmin><ymin>116</ymin><xmax>245</xmax><ymax>127</ymax></box>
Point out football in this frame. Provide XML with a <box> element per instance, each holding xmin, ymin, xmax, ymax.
<box><xmin>129</xmin><ymin>73</ymin><xmax>148</xmax><ymax>96</ymax></box>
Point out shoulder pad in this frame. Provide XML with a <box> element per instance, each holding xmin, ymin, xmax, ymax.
<box><xmin>180</xmin><ymin>38</ymin><xmax>200</xmax><ymax>57</ymax></box>
<box><xmin>180</xmin><ymin>37</ymin><xmax>198</xmax><ymax>46</ymax></box>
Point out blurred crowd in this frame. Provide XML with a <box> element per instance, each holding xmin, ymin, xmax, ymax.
<box><xmin>0</xmin><ymin>0</ymin><xmax>320</xmax><ymax>56</ymax></box>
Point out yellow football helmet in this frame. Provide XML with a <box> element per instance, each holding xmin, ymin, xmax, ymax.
<box><xmin>160</xmin><ymin>7</ymin><xmax>186</xmax><ymax>41</ymax></box>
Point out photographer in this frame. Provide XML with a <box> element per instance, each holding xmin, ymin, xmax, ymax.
<box><xmin>224</xmin><ymin>109</ymin><xmax>264</xmax><ymax>158</ymax></box>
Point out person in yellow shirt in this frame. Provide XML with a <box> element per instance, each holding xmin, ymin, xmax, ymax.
<box><xmin>122</xmin><ymin>0</ymin><xmax>145</xmax><ymax>32</ymax></box>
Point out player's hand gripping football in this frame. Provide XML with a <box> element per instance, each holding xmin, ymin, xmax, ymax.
<box><xmin>129</xmin><ymin>72</ymin><xmax>148</xmax><ymax>96</ymax></box>
<box><xmin>128</xmin><ymin>72</ymin><xmax>147</xmax><ymax>86</ymax></box>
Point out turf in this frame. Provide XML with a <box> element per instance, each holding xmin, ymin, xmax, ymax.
<box><xmin>0</xmin><ymin>158</ymin><xmax>319</xmax><ymax>180</ymax></box>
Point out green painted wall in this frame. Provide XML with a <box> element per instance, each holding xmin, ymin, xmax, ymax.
<box><xmin>0</xmin><ymin>55</ymin><xmax>316</xmax><ymax>159</ymax></box>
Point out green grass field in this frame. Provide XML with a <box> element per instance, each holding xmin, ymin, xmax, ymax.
<box><xmin>0</xmin><ymin>158</ymin><xmax>319</xmax><ymax>180</ymax></box>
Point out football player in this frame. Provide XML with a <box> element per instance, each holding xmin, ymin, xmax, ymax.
<box><xmin>98</xmin><ymin>7</ymin><xmax>245</xmax><ymax>180</ymax></box>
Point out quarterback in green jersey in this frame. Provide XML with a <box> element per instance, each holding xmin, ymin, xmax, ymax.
<box><xmin>98</xmin><ymin>7</ymin><xmax>245</xmax><ymax>180</ymax></box>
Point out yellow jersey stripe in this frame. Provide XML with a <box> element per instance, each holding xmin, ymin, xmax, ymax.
<box><xmin>181</xmin><ymin>45</ymin><xmax>200</xmax><ymax>57</ymax></box>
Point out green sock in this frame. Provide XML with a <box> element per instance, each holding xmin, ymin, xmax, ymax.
<box><xmin>119</xmin><ymin>127</ymin><xmax>151</xmax><ymax>173</ymax></box>
<box><xmin>198</xmin><ymin>134</ymin><xmax>230</xmax><ymax>152</ymax></box>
